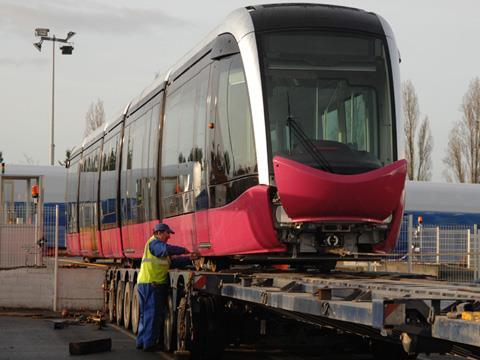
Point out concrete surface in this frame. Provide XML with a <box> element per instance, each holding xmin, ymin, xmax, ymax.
<box><xmin>0</xmin><ymin>315</ymin><xmax>163</xmax><ymax>360</ymax></box>
<box><xmin>0</xmin><ymin>266</ymin><xmax>105</xmax><ymax>310</ymax></box>
<box><xmin>0</xmin><ymin>314</ymin><xmax>463</xmax><ymax>360</ymax></box>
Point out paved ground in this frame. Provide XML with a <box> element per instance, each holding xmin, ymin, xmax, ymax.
<box><xmin>0</xmin><ymin>314</ymin><xmax>464</xmax><ymax>360</ymax></box>
<box><xmin>0</xmin><ymin>315</ymin><xmax>164</xmax><ymax>360</ymax></box>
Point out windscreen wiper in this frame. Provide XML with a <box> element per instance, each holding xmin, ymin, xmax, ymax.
<box><xmin>286</xmin><ymin>93</ymin><xmax>334</xmax><ymax>173</ymax></box>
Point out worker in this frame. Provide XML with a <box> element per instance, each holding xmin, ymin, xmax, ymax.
<box><xmin>136</xmin><ymin>223</ymin><xmax>192</xmax><ymax>352</ymax></box>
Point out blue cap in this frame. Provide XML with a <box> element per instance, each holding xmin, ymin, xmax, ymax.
<box><xmin>153</xmin><ymin>223</ymin><xmax>175</xmax><ymax>234</ymax></box>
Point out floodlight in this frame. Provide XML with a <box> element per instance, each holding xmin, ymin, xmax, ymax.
<box><xmin>35</xmin><ymin>28</ymin><xmax>49</xmax><ymax>37</ymax></box>
<box><xmin>32</xmin><ymin>28</ymin><xmax>77</xmax><ymax>165</ymax></box>
<box><xmin>33</xmin><ymin>41</ymin><xmax>42</xmax><ymax>52</ymax></box>
<box><xmin>60</xmin><ymin>45</ymin><xmax>73</xmax><ymax>55</ymax></box>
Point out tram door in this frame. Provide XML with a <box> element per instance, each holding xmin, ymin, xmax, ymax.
<box><xmin>0</xmin><ymin>175</ymin><xmax>44</xmax><ymax>268</ymax></box>
<box><xmin>193</xmin><ymin>64</ymin><xmax>212</xmax><ymax>252</ymax></box>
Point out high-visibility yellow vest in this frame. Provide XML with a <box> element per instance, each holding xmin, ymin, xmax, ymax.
<box><xmin>137</xmin><ymin>236</ymin><xmax>171</xmax><ymax>285</ymax></box>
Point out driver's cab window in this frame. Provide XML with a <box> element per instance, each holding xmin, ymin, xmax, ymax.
<box><xmin>323</xmin><ymin>109</ymin><xmax>339</xmax><ymax>142</ymax></box>
<box><xmin>322</xmin><ymin>91</ymin><xmax>375</xmax><ymax>153</ymax></box>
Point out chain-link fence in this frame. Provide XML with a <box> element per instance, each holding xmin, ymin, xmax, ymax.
<box><xmin>389</xmin><ymin>215</ymin><xmax>480</xmax><ymax>283</ymax></box>
<box><xmin>0</xmin><ymin>205</ymin><xmax>64</xmax><ymax>269</ymax></box>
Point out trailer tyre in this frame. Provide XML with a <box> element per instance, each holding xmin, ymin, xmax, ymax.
<box><xmin>176</xmin><ymin>295</ymin><xmax>224</xmax><ymax>360</ymax></box>
<box><xmin>131</xmin><ymin>283</ymin><xmax>140</xmax><ymax>335</ymax></box>
<box><xmin>176</xmin><ymin>297</ymin><xmax>191</xmax><ymax>353</ymax></box>
<box><xmin>164</xmin><ymin>292</ymin><xmax>175</xmax><ymax>352</ymax></box>
<box><xmin>116</xmin><ymin>281</ymin><xmax>125</xmax><ymax>326</ymax></box>
<box><xmin>201</xmin><ymin>296</ymin><xmax>225</xmax><ymax>359</ymax></box>
<box><xmin>123</xmin><ymin>281</ymin><xmax>133</xmax><ymax>329</ymax></box>
<box><xmin>108</xmin><ymin>279</ymin><xmax>116</xmax><ymax>323</ymax></box>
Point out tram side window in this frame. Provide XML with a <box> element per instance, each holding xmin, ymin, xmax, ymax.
<box><xmin>162</xmin><ymin>89</ymin><xmax>181</xmax><ymax>217</ymax></box>
<box><xmin>79</xmin><ymin>148</ymin><xmax>100</xmax><ymax>231</ymax></box>
<box><xmin>100</xmin><ymin>133</ymin><xmax>119</xmax><ymax>230</ymax></box>
<box><xmin>123</xmin><ymin>108</ymin><xmax>156</xmax><ymax>225</ymax></box>
<box><xmin>121</xmin><ymin>125</ymin><xmax>135</xmax><ymax>224</ymax></box>
<box><xmin>227</xmin><ymin>55</ymin><xmax>256</xmax><ymax>176</ymax></box>
<box><xmin>66</xmin><ymin>155</ymin><xmax>80</xmax><ymax>234</ymax></box>
<box><xmin>132</xmin><ymin>119</ymin><xmax>145</xmax><ymax>223</ymax></box>
<box><xmin>211</xmin><ymin>59</ymin><xmax>233</xmax><ymax>184</ymax></box>
<box><xmin>162</xmin><ymin>65</ymin><xmax>210</xmax><ymax>217</ymax></box>
<box><xmin>79</xmin><ymin>155</ymin><xmax>89</xmax><ymax>230</ymax></box>
<box><xmin>209</xmin><ymin>54</ymin><xmax>257</xmax><ymax>206</ymax></box>
<box><xmin>192</xmin><ymin>67</ymin><xmax>210</xmax><ymax>210</ymax></box>
<box><xmin>147</xmin><ymin>103</ymin><xmax>161</xmax><ymax>221</ymax></box>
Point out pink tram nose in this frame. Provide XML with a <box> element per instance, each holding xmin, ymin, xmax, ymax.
<box><xmin>273</xmin><ymin>156</ymin><xmax>408</xmax><ymax>224</ymax></box>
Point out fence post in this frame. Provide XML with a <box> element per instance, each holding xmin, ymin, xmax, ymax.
<box><xmin>473</xmin><ymin>224</ymin><xmax>480</xmax><ymax>281</ymax></box>
<box><xmin>436</xmin><ymin>226</ymin><xmax>440</xmax><ymax>264</ymax></box>
<box><xmin>419</xmin><ymin>224</ymin><xmax>423</xmax><ymax>262</ymax></box>
<box><xmin>407</xmin><ymin>215</ymin><xmax>413</xmax><ymax>273</ymax></box>
<box><xmin>53</xmin><ymin>205</ymin><xmax>59</xmax><ymax>312</ymax></box>
<box><xmin>467</xmin><ymin>229</ymin><xmax>471</xmax><ymax>269</ymax></box>
<box><xmin>34</xmin><ymin>205</ymin><xmax>39</xmax><ymax>266</ymax></box>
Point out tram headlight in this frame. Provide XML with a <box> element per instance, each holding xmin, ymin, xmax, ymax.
<box><xmin>275</xmin><ymin>206</ymin><xmax>293</xmax><ymax>224</ymax></box>
<box><xmin>383</xmin><ymin>214</ymin><xmax>393</xmax><ymax>224</ymax></box>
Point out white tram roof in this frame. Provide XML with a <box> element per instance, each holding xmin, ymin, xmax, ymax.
<box><xmin>128</xmin><ymin>7</ymin><xmax>254</xmax><ymax>113</ymax></box>
<box><xmin>0</xmin><ymin>164</ymin><xmax>67</xmax><ymax>203</ymax></box>
<box><xmin>405</xmin><ymin>181</ymin><xmax>480</xmax><ymax>214</ymax></box>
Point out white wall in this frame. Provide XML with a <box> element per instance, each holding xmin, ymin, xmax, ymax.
<box><xmin>0</xmin><ymin>267</ymin><xmax>105</xmax><ymax>310</ymax></box>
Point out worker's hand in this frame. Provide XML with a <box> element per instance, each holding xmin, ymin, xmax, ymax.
<box><xmin>189</xmin><ymin>252</ymin><xmax>201</xmax><ymax>261</ymax></box>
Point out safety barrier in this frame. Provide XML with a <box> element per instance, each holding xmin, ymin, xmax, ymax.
<box><xmin>0</xmin><ymin>206</ymin><xmax>63</xmax><ymax>269</ymax></box>
<box><xmin>388</xmin><ymin>215</ymin><xmax>480</xmax><ymax>283</ymax></box>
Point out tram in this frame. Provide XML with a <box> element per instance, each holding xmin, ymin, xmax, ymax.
<box><xmin>66</xmin><ymin>4</ymin><xmax>406</xmax><ymax>266</ymax></box>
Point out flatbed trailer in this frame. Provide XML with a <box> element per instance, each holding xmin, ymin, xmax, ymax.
<box><xmin>105</xmin><ymin>267</ymin><xmax>480</xmax><ymax>359</ymax></box>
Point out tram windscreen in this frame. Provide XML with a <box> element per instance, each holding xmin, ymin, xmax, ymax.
<box><xmin>261</xmin><ymin>31</ymin><xmax>394</xmax><ymax>174</ymax></box>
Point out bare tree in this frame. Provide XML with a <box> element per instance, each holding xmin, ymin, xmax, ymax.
<box><xmin>443</xmin><ymin>127</ymin><xmax>465</xmax><ymax>183</ymax></box>
<box><xmin>403</xmin><ymin>80</ymin><xmax>433</xmax><ymax>181</ymax></box>
<box><xmin>22</xmin><ymin>153</ymin><xmax>38</xmax><ymax>165</ymax></box>
<box><xmin>443</xmin><ymin>77</ymin><xmax>480</xmax><ymax>183</ymax></box>
<box><xmin>416</xmin><ymin>116</ymin><xmax>433</xmax><ymax>180</ymax></box>
<box><xmin>84</xmin><ymin>99</ymin><xmax>106</xmax><ymax>138</ymax></box>
<box><xmin>403</xmin><ymin>80</ymin><xmax>418</xmax><ymax>179</ymax></box>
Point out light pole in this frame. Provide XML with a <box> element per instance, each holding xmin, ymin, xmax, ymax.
<box><xmin>33</xmin><ymin>28</ymin><xmax>75</xmax><ymax>166</ymax></box>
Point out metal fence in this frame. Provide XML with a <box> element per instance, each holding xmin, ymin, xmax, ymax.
<box><xmin>0</xmin><ymin>205</ymin><xmax>63</xmax><ymax>269</ymax></box>
<box><xmin>389</xmin><ymin>215</ymin><xmax>480</xmax><ymax>283</ymax></box>
<box><xmin>2</xmin><ymin>205</ymin><xmax>480</xmax><ymax>283</ymax></box>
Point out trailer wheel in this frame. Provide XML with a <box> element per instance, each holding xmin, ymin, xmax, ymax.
<box><xmin>131</xmin><ymin>283</ymin><xmax>140</xmax><ymax>335</ymax></box>
<box><xmin>116</xmin><ymin>281</ymin><xmax>125</xmax><ymax>326</ymax></box>
<box><xmin>163</xmin><ymin>292</ymin><xmax>175</xmax><ymax>352</ymax></box>
<box><xmin>176</xmin><ymin>295</ymin><xmax>224</xmax><ymax>360</ymax></box>
<box><xmin>103</xmin><ymin>279</ymin><xmax>109</xmax><ymax>314</ymax></box>
<box><xmin>176</xmin><ymin>297</ymin><xmax>191</xmax><ymax>353</ymax></box>
<box><xmin>123</xmin><ymin>281</ymin><xmax>133</xmax><ymax>329</ymax></box>
<box><xmin>201</xmin><ymin>296</ymin><xmax>225</xmax><ymax>359</ymax></box>
<box><xmin>108</xmin><ymin>279</ymin><xmax>116</xmax><ymax>323</ymax></box>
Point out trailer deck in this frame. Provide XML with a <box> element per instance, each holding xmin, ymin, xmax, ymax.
<box><xmin>106</xmin><ymin>267</ymin><xmax>480</xmax><ymax>359</ymax></box>
<box><xmin>187</xmin><ymin>270</ymin><xmax>480</xmax><ymax>358</ymax></box>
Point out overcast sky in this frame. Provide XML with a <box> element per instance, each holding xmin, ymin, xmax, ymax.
<box><xmin>1</xmin><ymin>0</ymin><xmax>479</xmax><ymax>181</ymax></box>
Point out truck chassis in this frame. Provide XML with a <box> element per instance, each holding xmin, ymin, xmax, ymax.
<box><xmin>105</xmin><ymin>267</ymin><xmax>480</xmax><ymax>359</ymax></box>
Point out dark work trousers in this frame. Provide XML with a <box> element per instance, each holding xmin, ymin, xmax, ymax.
<box><xmin>136</xmin><ymin>283</ymin><xmax>168</xmax><ymax>349</ymax></box>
